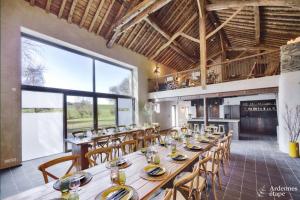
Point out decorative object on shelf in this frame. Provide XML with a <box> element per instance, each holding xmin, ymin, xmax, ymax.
<box><xmin>283</xmin><ymin>104</ymin><xmax>300</xmax><ymax>158</ymax></box>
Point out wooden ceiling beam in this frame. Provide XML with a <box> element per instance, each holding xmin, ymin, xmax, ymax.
<box><xmin>197</xmin><ymin>0</ymin><xmax>207</xmax><ymax>89</ymax></box>
<box><xmin>207</xmin><ymin>12</ymin><xmax>231</xmax><ymax>48</ymax></box>
<box><xmin>68</xmin><ymin>0</ymin><xmax>78</xmax><ymax>23</ymax></box>
<box><xmin>227</xmin><ymin>46</ymin><xmax>276</xmax><ymax>51</ymax></box>
<box><xmin>180</xmin><ymin>33</ymin><xmax>200</xmax><ymax>44</ymax></box>
<box><xmin>206</xmin><ymin>0</ymin><xmax>300</xmax><ymax>11</ymax></box>
<box><xmin>145</xmin><ymin>17</ymin><xmax>196</xmax><ymax>63</ymax></box>
<box><xmin>80</xmin><ymin>0</ymin><xmax>94</xmax><ymax>28</ymax></box>
<box><xmin>206</xmin><ymin>6</ymin><xmax>244</xmax><ymax>40</ymax></box>
<box><xmin>107</xmin><ymin>0</ymin><xmax>173</xmax><ymax>48</ymax></box>
<box><xmin>58</xmin><ymin>0</ymin><xmax>67</xmax><ymax>18</ymax></box>
<box><xmin>150</xmin><ymin>14</ymin><xmax>197</xmax><ymax>59</ymax></box>
<box><xmin>89</xmin><ymin>0</ymin><xmax>106</xmax><ymax>32</ymax></box>
<box><xmin>254</xmin><ymin>6</ymin><xmax>261</xmax><ymax>45</ymax></box>
<box><xmin>113</xmin><ymin>0</ymin><xmax>156</xmax><ymax>31</ymax></box>
<box><xmin>97</xmin><ymin>0</ymin><xmax>116</xmax><ymax>35</ymax></box>
<box><xmin>45</xmin><ymin>0</ymin><xmax>52</xmax><ymax>13</ymax></box>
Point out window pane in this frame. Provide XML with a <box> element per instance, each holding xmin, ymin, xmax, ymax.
<box><xmin>98</xmin><ymin>98</ymin><xmax>116</xmax><ymax>127</ymax></box>
<box><xmin>21</xmin><ymin>37</ymin><xmax>93</xmax><ymax>91</ymax></box>
<box><xmin>118</xmin><ymin>98</ymin><xmax>133</xmax><ymax>126</ymax></box>
<box><xmin>67</xmin><ymin>96</ymin><xmax>93</xmax><ymax>135</ymax></box>
<box><xmin>95</xmin><ymin>60</ymin><xmax>132</xmax><ymax>96</ymax></box>
<box><xmin>22</xmin><ymin>91</ymin><xmax>63</xmax><ymax>161</ymax></box>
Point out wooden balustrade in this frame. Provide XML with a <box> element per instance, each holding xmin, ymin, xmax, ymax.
<box><xmin>149</xmin><ymin>50</ymin><xmax>280</xmax><ymax>92</ymax></box>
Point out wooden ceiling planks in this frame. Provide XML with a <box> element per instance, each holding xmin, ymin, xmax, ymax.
<box><xmin>25</xmin><ymin>0</ymin><xmax>300</xmax><ymax>72</ymax></box>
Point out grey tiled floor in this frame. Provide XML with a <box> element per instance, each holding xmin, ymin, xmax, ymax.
<box><xmin>1</xmin><ymin>135</ymin><xmax>300</xmax><ymax>200</ymax></box>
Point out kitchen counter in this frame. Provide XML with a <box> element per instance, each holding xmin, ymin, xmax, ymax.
<box><xmin>188</xmin><ymin>118</ymin><xmax>240</xmax><ymax>123</ymax></box>
<box><xmin>187</xmin><ymin>118</ymin><xmax>240</xmax><ymax>140</ymax></box>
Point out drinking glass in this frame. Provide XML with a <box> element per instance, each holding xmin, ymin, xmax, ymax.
<box><xmin>118</xmin><ymin>170</ymin><xmax>126</xmax><ymax>185</ymax></box>
<box><xmin>69</xmin><ymin>177</ymin><xmax>80</xmax><ymax>193</ymax></box>
<box><xmin>146</xmin><ymin>148</ymin><xmax>153</xmax><ymax>163</ymax></box>
<box><xmin>110</xmin><ymin>167</ymin><xmax>119</xmax><ymax>185</ymax></box>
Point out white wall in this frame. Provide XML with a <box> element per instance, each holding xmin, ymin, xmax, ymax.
<box><xmin>153</xmin><ymin>101</ymin><xmax>174</xmax><ymax>130</ymax></box>
<box><xmin>278</xmin><ymin>71</ymin><xmax>300</xmax><ymax>153</ymax></box>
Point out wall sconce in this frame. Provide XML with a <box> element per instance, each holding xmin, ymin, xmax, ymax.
<box><xmin>154</xmin><ymin>63</ymin><xmax>160</xmax><ymax>75</ymax></box>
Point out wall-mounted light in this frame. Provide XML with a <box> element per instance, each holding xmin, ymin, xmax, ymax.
<box><xmin>154</xmin><ymin>63</ymin><xmax>160</xmax><ymax>75</ymax></box>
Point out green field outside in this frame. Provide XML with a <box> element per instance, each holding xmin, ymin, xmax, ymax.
<box><xmin>67</xmin><ymin>103</ymin><xmax>116</xmax><ymax>133</ymax></box>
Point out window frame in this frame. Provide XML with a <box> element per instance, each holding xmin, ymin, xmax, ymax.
<box><xmin>21</xmin><ymin>34</ymin><xmax>135</xmax><ymax>152</ymax></box>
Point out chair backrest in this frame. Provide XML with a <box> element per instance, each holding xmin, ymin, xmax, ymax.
<box><xmin>85</xmin><ymin>147</ymin><xmax>112</xmax><ymax>167</ymax></box>
<box><xmin>144</xmin><ymin>135</ymin><xmax>156</xmax><ymax>147</ymax></box>
<box><xmin>197</xmin><ymin>155</ymin><xmax>211</xmax><ymax>176</ymax></box>
<box><xmin>154</xmin><ymin>125</ymin><xmax>161</xmax><ymax>134</ymax></box>
<box><xmin>145</xmin><ymin>127</ymin><xmax>155</xmax><ymax>136</ymax></box>
<box><xmin>93</xmin><ymin>135</ymin><xmax>111</xmax><ymax>148</ymax></box>
<box><xmin>38</xmin><ymin>155</ymin><xmax>79</xmax><ymax>184</ymax></box>
<box><xmin>211</xmin><ymin>147</ymin><xmax>223</xmax><ymax>173</ymax></box>
<box><xmin>163</xmin><ymin>189</ymin><xmax>173</xmax><ymax>200</ymax></box>
<box><xmin>121</xmin><ymin>140</ymin><xmax>137</xmax><ymax>155</ymax></box>
<box><xmin>173</xmin><ymin>166</ymin><xmax>200</xmax><ymax>200</ymax></box>
<box><xmin>168</xmin><ymin>129</ymin><xmax>178</xmax><ymax>138</ymax></box>
<box><xmin>72</xmin><ymin>130</ymin><xmax>86</xmax><ymax>138</ymax></box>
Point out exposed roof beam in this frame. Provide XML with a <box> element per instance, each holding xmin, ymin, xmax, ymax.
<box><xmin>58</xmin><ymin>0</ymin><xmax>67</xmax><ymax>18</ymax></box>
<box><xmin>254</xmin><ymin>6</ymin><xmax>260</xmax><ymax>45</ymax></box>
<box><xmin>150</xmin><ymin>14</ymin><xmax>197</xmax><ymax>59</ymax></box>
<box><xmin>89</xmin><ymin>0</ymin><xmax>106</xmax><ymax>32</ymax></box>
<box><xmin>206</xmin><ymin>0</ymin><xmax>300</xmax><ymax>11</ymax></box>
<box><xmin>227</xmin><ymin>46</ymin><xmax>277</xmax><ymax>51</ymax></box>
<box><xmin>128</xmin><ymin>22</ymin><xmax>147</xmax><ymax>49</ymax></box>
<box><xmin>68</xmin><ymin>0</ymin><xmax>78</xmax><ymax>23</ymax></box>
<box><xmin>107</xmin><ymin>0</ymin><xmax>173</xmax><ymax>48</ymax></box>
<box><xmin>197</xmin><ymin>0</ymin><xmax>207</xmax><ymax>90</ymax></box>
<box><xmin>97</xmin><ymin>0</ymin><xmax>116</xmax><ymax>35</ymax></box>
<box><xmin>145</xmin><ymin>17</ymin><xmax>196</xmax><ymax>63</ymax></box>
<box><xmin>114</xmin><ymin>0</ymin><xmax>156</xmax><ymax>30</ymax></box>
<box><xmin>80</xmin><ymin>0</ymin><xmax>94</xmax><ymax>28</ymax></box>
<box><xmin>207</xmin><ymin>12</ymin><xmax>231</xmax><ymax>48</ymax></box>
<box><xmin>180</xmin><ymin>33</ymin><xmax>200</xmax><ymax>44</ymax></box>
<box><xmin>45</xmin><ymin>0</ymin><xmax>52</xmax><ymax>13</ymax></box>
<box><xmin>206</xmin><ymin>6</ymin><xmax>244</xmax><ymax>40</ymax></box>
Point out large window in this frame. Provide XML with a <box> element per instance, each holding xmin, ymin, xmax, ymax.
<box><xmin>95</xmin><ymin>60</ymin><xmax>132</xmax><ymax>96</ymax></box>
<box><xmin>21</xmin><ymin>35</ymin><xmax>135</xmax><ymax>154</ymax></box>
<box><xmin>21</xmin><ymin>37</ymin><xmax>93</xmax><ymax>91</ymax></box>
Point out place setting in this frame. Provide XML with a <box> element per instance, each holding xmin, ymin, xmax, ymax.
<box><xmin>95</xmin><ymin>168</ymin><xmax>139</xmax><ymax>200</ymax></box>
<box><xmin>53</xmin><ymin>171</ymin><xmax>93</xmax><ymax>198</ymax></box>
<box><xmin>139</xmin><ymin>146</ymin><xmax>170</xmax><ymax>181</ymax></box>
<box><xmin>105</xmin><ymin>157</ymin><xmax>132</xmax><ymax>170</ymax></box>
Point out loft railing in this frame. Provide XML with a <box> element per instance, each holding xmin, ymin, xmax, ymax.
<box><xmin>148</xmin><ymin>50</ymin><xmax>280</xmax><ymax>92</ymax></box>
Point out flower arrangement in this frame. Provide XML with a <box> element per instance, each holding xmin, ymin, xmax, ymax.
<box><xmin>283</xmin><ymin>104</ymin><xmax>300</xmax><ymax>142</ymax></box>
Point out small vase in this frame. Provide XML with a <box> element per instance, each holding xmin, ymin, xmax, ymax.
<box><xmin>289</xmin><ymin>142</ymin><xmax>299</xmax><ymax>158</ymax></box>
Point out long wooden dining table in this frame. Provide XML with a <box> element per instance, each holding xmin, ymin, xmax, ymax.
<box><xmin>65</xmin><ymin>129</ymin><xmax>144</xmax><ymax>170</ymax></box>
<box><xmin>4</xmin><ymin>137</ymin><xmax>216</xmax><ymax>200</ymax></box>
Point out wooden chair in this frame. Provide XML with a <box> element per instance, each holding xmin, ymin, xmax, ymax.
<box><xmin>93</xmin><ymin>135</ymin><xmax>110</xmax><ymax>148</ymax></box>
<box><xmin>121</xmin><ymin>140</ymin><xmax>137</xmax><ymax>155</ymax></box>
<box><xmin>144</xmin><ymin>134</ymin><xmax>157</xmax><ymax>147</ymax></box>
<box><xmin>168</xmin><ymin>129</ymin><xmax>179</xmax><ymax>139</ymax></box>
<box><xmin>71</xmin><ymin>130</ymin><xmax>86</xmax><ymax>138</ymax></box>
<box><xmin>217</xmin><ymin>137</ymin><xmax>230</xmax><ymax>175</ymax></box>
<box><xmin>171</xmin><ymin>165</ymin><xmax>201</xmax><ymax>200</ymax></box>
<box><xmin>162</xmin><ymin>189</ymin><xmax>173</xmax><ymax>200</ymax></box>
<box><xmin>38</xmin><ymin>155</ymin><xmax>79</xmax><ymax>184</ymax></box>
<box><xmin>135</xmin><ymin>129</ymin><xmax>145</xmax><ymax>149</ymax></box>
<box><xmin>85</xmin><ymin>147</ymin><xmax>112</xmax><ymax>167</ymax></box>
<box><xmin>201</xmin><ymin>147</ymin><xmax>223</xmax><ymax>200</ymax></box>
<box><xmin>174</xmin><ymin>157</ymin><xmax>210</xmax><ymax>200</ymax></box>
